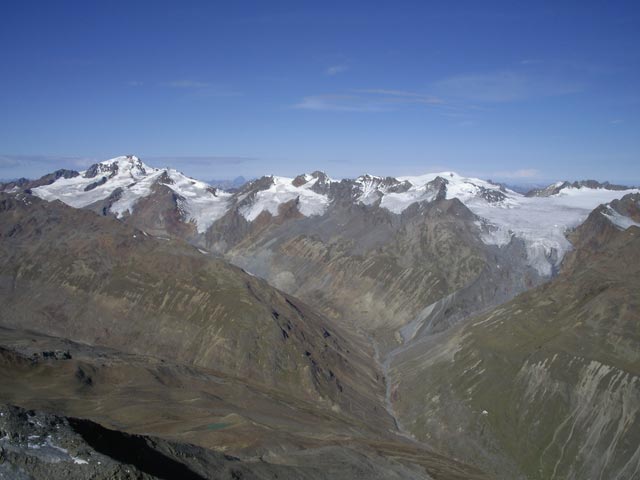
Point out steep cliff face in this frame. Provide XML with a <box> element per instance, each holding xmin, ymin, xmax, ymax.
<box><xmin>388</xmin><ymin>195</ymin><xmax>640</xmax><ymax>479</ymax></box>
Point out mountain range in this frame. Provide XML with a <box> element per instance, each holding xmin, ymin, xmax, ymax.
<box><xmin>1</xmin><ymin>155</ymin><xmax>639</xmax><ymax>479</ymax></box>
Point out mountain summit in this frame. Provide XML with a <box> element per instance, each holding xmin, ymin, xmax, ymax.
<box><xmin>29</xmin><ymin>155</ymin><xmax>230</xmax><ymax>234</ymax></box>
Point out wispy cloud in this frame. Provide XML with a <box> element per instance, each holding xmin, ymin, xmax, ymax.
<box><xmin>519</xmin><ymin>59</ymin><xmax>542</xmax><ymax>65</ymax></box>
<box><xmin>301</xmin><ymin>62</ymin><xmax>588</xmax><ymax>115</ymax></box>
<box><xmin>435</xmin><ymin>70</ymin><xmax>583</xmax><ymax>103</ymax></box>
<box><xmin>355</xmin><ymin>89</ymin><xmax>443</xmax><ymax>105</ymax></box>
<box><xmin>0</xmin><ymin>154</ymin><xmax>97</xmax><ymax>170</ymax></box>
<box><xmin>488</xmin><ymin>168</ymin><xmax>541</xmax><ymax>179</ymax></box>
<box><xmin>145</xmin><ymin>155</ymin><xmax>261</xmax><ymax>180</ymax></box>
<box><xmin>163</xmin><ymin>80</ymin><xmax>212</xmax><ymax>89</ymax></box>
<box><xmin>293</xmin><ymin>89</ymin><xmax>444</xmax><ymax>112</ymax></box>
<box><xmin>147</xmin><ymin>156</ymin><xmax>257</xmax><ymax>167</ymax></box>
<box><xmin>294</xmin><ymin>94</ymin><xmax>382</xmax><ymax>112</ymax></box>
<box><xmin>326</xmin><ymin>64</ymin><xmax>348</xmax><ymax>76</ymax></box>
<box><xmin>161</xmin><ymin>80</ymin><xmax>242</xmax><ymax>97</ymax></box>
<box><xmin>126</xmin><ymin>80</ymin><xmax>144</xmax><ymax>87</ymax></box>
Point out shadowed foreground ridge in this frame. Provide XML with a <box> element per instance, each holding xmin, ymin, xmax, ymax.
<box><xmin>3</xmin><ymin>403</ymin><xmax>446</xmax><ymax>480</ymax></box>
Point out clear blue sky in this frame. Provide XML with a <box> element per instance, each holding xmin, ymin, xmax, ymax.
<box><xmin>1</xmin><ymin>1</ymin><xmax>639</xmax><ymax>184</ymax></box>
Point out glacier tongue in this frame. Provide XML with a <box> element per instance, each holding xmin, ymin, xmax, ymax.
<box><xmin>467</xmin><ymin>187</ymin><xmax>640</xmax><ymax>276</ymax></box>
<box><xmin>363</xmin><ymin>171</ymin><xmax>638</xmax><ymax>276</ymax></box>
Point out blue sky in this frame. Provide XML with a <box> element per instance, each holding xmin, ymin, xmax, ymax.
<box><xmin>1</xmin><ymin>1</ymin><xmax>639</xmax><ymax>184</ymax></box>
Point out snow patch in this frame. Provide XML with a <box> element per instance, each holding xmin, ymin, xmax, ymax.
<box><xmin>240</xmin><ymin>175</ymin><xmax>330</xmax><ymax>221</ymax></box>
<box><xmin>354</xmin><ymin>175</ymin><xmax>385</xmax><ymax>205</ymax></box>
<box><xmin>602</xmin><ymin>208</ymin><xmax>640</xmax><ymax>230</ymax></box>
<box><xmin>381</xmin><ymin>189</ymin><xmax>438</xmax><ymax>214</ymax></box>
<box><xmin>166</xmin><ymin>170</ymin><xmax>230</xmax><ymax>233</ymax></box>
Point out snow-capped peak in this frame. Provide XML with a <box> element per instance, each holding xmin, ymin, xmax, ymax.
<box><xmin>350</xmin><ymin>170</ymin><xmax>638</xmax><ymax>276</ymax></box>
<box><xmin>83</xmin><ymin>155</ymin><xmax>152</xmax><ymax>180</ymax></box>
<box><xmin>25</xmin><ymin>157</ymin><xmax>640</xmax><ymax>278</ymax></box>
<box><xmin>526</xmin><ymin>179</ymin><xmax>633</xmax><ymax>198</ymax></box>
<box><xmin>353</xmin><ymin>171</ymin><xmax>510</xmax><ymax>212</ymax></box>
<box><xmin>98</xmin><ymin>154</ymin><xmax>144</xmax><ymax>167</ymax></box>
<box><xmin>31</xmin><ymin>155</ymin><xmax>230</xmax><ymax>233</ymax></box>
<box><xmin>238</xmin><ymin>173</ymin><xmax>333</xmax><ymax>221</ymax></box>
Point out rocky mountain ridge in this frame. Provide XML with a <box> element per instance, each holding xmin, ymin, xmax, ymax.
<box><xmin>6</xmin><ymin>155</ymin><xmax>637</xmax><ymax>280</ymax></box>
<box><xmin>2</xmin><ymin>156</ymin><xmax>640</xmax><ymax>479</ymax></box>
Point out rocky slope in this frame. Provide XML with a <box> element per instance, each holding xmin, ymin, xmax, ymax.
<box><xmin>2</xmin><ymin>402</ymin><xmax>483</xmax><ymax>480</ymax></box>
<box><xmin>4</xmin><ymin>156</ymin><xmax>640</xmax><ymax>478</ymax></box>
<box><xmin>221</xmin><ymin>197</ymin><xmax>485</xmax><ymax>332</ymax></box>
<box><xmin>0</xmin><ymin>403</ymin><xmax>250</xmax><ymax>480</ymax></box>
<box><xmin>0</xmin><ymin>192</ymin><xmax>386</xmax><ymax>427</ymax></box>
<box><xmin>17</xmin><ymin>157</ymin><xmax>638</xmax><ymax>349</ymax></box>
<box><xmin>387</xmin><ymin>193</ymin><xmax>640</xmax><ymax>479</ymax></box>
<box><xmin>0</xmin><ymin>327</ymin><xmax>488</xmax><ymax>480</ymax></box>
<box><xmin>204</xmin><ymin>170</ymin><xmax>638</xmax><ymax>354</ymax></box>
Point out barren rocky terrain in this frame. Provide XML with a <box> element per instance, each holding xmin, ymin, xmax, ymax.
<box><xmin>1</xmin><ymin>159</ymin><xmax>639</xmax><ymax>479</ymax></box>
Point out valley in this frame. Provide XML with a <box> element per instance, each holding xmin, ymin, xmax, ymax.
<box><xmin>1</xmin><ymin>156</ymin><xmax>639</xmax><ymax>479</ymax></box>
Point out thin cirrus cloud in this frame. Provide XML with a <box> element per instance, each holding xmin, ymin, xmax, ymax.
<box><xmin>293</xmin><ymin>89</ymin><xmax>444</xmax><ymax>112</ymax></box>
<box><xmin>144</xmin><ymin>156</ymin><xmax>260</xmax><ymax>180</ymax></box>
<box><xmin>296</xmin><ymin>68</ymin><xmax>584</xmax><ymax>113</ymax></box>
<box><xmin>488</xmin><ymin>168</ymin><xmax>541</xmax><ymax>179</ymax></box>
<box><xmin>147</xmin><ymin>156</ymin><xmax>258</xmax><ymax>168</ymax></box>
<box><xmin>355</xmin><ymin>89</ymin><xmax>444</xmax><ymax>105</ymax></box>
<box><xmin>0</xmin><ymin>154</ymin><xmax>97</xmax><ymax>170</ymax></box>
<box><xmin>326</xmin><ymin>65</ymin><xmax>349</xmax><ymax>76</ymax></box>
<box><xmin>294</xmin><ymin>94</ymin><xmax>381</xmax><ymax>112</ymax></box>
<box><xmin>0</xmin><ymin>155</ymin><xmax>258</xmax><ymax>173</ymax></box>
<box><xmin>160</xmin><ymin>80</ymin><xmax>243</xmax><ymax>97</ymax></box>
<box><xmin>163</xmin><ymin>80</ymin><xmax>212</xmax><ymax>88</ymax></box>
<box><xmin>435</xmin><ymin>70</ymin><xmax>583</xmax><ymax>103</ymax></box>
